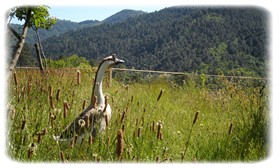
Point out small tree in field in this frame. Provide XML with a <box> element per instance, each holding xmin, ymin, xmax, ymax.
<box><xmin>7</xmin><ymin>6</ymin><xmax>56</xmax><ymax>78</ymax></box>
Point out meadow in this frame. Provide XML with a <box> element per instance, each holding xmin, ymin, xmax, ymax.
<box><xmin>7</xmin><ymin>68</ymin><xmax>269</xmax><ymax>162</ymax></box>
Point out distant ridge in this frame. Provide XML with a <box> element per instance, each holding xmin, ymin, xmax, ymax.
<box><xmin>8</xmin><ymin>9</ymin><xmax>147</xmax><ymax>44</ymax></box>
<box><xmin>102</xmin><ymin>9</ymin><xmax>146</xmax><ymax>24</ymax></box>
<box><xmin>78</xmin><ymin>20</ymin><xmax>100</xmax><ymax>25</ymax></box>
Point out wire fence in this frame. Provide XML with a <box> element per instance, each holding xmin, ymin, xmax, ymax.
<box><xmin>15</xmin><ymin>67</ymin><xmax>268</xmax><ymax>91</ymax></box>
<box><xmin>17</xmin><ymin>66</ymin><xmax>268</xmax><ymax>80</ymax></box>
<box><xmin>112</xmin><ymin>68</ymin><xmax>268</xmax><ymax>81</ymax></box>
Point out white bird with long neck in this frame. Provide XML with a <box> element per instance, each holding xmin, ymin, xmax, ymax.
<box><xmin>54</xmin><ymin>54</ymin><xmax>124</xmax><ymax>141</ymax></box>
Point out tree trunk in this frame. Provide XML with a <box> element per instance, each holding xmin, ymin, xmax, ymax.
<box><xmin>34</xmin><ymin>43</ymin><xmax>45</xmax><ymax>73</ymax></box>
<box><xmin>7</xmin><ymin>8</ymin><xmax>32</xmax><ymax>79</ymax></box>
<box><xmin>34</xmin><ymin>28</ymin><xmax>48</xmax><ymax>69</ymax></box>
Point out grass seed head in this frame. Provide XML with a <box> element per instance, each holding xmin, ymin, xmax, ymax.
<box><xmin>41</xmin><ymin>128</ymin><xmax>47</xmax><ymax>136</ymax></box>
<box><xmin>21</xmin><ymin>119</ymin><xmax>26</xmax><ymax>130</ymax></box>
<box><xmin>152</xmin><ymin>121</ymin><xmax>155</xmax><ymax>132</ymax></box>
<box><xmin>60</xmin><ymin>151</ymin><xmax>66</xmax><ymax>163</ymax></box>
<box><xmin>80</xmin><ymin>137</ymin><xmax>84</xmax><ymax>146</ymax></box>
<box><xmin>50</xmin><ymin>113</ymin><xmax>56</xmax><ymax>128</ymax></box>
<box><xmin>13</xmin><ymin>71</ymin><xmax>18</xmax><ymax>86</ymax></box>
<box><xmin>49</xmin><ymin>94</ymin><xmax>55</xmax><ymax>109</ymax></box>
<box><xmin>135</xmin><ymin>118</ymin><xmax>138</xmax><ymax>126</ymax></box>
<box><xmin>107</xmin><ymin>136</ymin><xmax>111</xmax><ymax>150</ymax></box>
<box><xmin>120</xmin><ymin>111</ymin><xmax>126</xmax><ymax>123</ymax></box>
<box><xmin>157</xmin><ymin>121</ymin><xmax>163</xmax><ymax>139</ymax></box>
<box><xmin>97</xmin><ymin>156</ymin><xmax>101</xmax><ymax>162</ymax></box>
<box><xmin>193</xmin><ymin>111</ymin><xmax>199</xmax><ymax>125</ymax></box>
<box><xmin>77</xmin><ymin>70</ymin><xmax>81</xmax><ymax>85</ymax></box>
<box><xmin>159</xmin><ymin>132</ymin><xmax>163</xmax><ymax>140</ymax></box>
<box><xmin>88</xmin><ymin>134</ymin><xmax>92</xmax><ymax>146</ymax></box>
<box><xmin>162</xmin><ymin>147</ymin><xmax>168</xmax><ymax>157</ymax></box>
<box><xmin>49</xmin><ymin>85</ymin><xmax>53</xmax><ymax>97</ymax></box>
<box><xmin>133</xmin><ymin>130</ymin><xmax>136</xmax><ymax>138</ymax></box>
<box><xmin>116</xmin><ymin>129</ymin><xmax>124</xmax><ymax>159</ymax></box>
<box><xmin>28</xmin><ymin>143</ymin><xmax>37</xmax><ymax>159</ymax></box>
<box><xmin>122</xmin><ymin>124</ymin><xmax>125</xmax><ymax>132</ymax></box>
<box><xmin>137</xmin><ymin>127</ymin><xmax>142</xmax><ymax>138</ymax></box>
<box><xmin>70</xmin><ymin>138</ymin><xmax>75</xmax><ymax>148</ymax></box>
<box><xmin>92</xmin><ymin>154</ymin><xmax>97</xmax><ymax>161</ymax></box>
<box><xmin>63</xmin><ymin>101</ymin><xmax>68</xmax><ymax>118</ymax></box>
<box><xmin>82</xmin><ymin>100</ymin><xmax>86</xmax><ymax>110</ymax></box>
<box><xmin>56</xmin><ymin>88</ymin><xmax>61</xmax><ymax>101</ymax></box>
<box><xmin>156</xmin><ymin>156</ymin><xmax>160</xmax><ymax>162</ymax></box>
<box><xmin>228</xmin><ymin>123</ymin><xmax>233</xmax><ymax>135</ymax></box>
<box><xmin>141</xmin><ymin>116</ymin><xmax>145</xmax><ymax>126</ymax></box>
<box><xmin>104</xmin><ymin>114</ymin><xmax>109</xmax><ymax>126</ymax></box>
<box><xmin>157</xmin><ymin>89</ymin><xmax>163</xmax><ymax>101</ymax></box>
<box><xmin>37</xmin><ymin>133</ymin><xmax>42</xmax><ymax>143</ymax></box>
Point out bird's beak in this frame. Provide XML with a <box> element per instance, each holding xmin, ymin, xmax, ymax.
<box><xmin>115</xmin><ymin>58</ymin><xmax>125</xmax><ymax>65</ymax></box>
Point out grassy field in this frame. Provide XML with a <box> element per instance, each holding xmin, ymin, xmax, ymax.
<box><xmin>6</xmin><ymin>68</ymin><xmax>269</xmax><ymax>162</ymax></box>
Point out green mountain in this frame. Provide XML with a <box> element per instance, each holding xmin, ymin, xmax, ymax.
<box><xmin>102</xmin><ymin>9</ymin><xmax>146</xmax><ymax>24</ymax></box>
<box><xmin>40</xmin><ymin>7</ymin><xmax>268</xmax><ymax>77</ymax></box>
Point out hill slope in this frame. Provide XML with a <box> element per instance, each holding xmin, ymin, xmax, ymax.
<box><xmin>102</xmin><ymin>9</ymin><xmax>146</xmax><ymax>24</ymax></box>
<box><xmin>41</xmin><ymin>7</ymin><xmax>268</xmax><ymax>77</ymax></box>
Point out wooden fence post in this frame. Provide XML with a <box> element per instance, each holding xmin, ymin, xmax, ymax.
<box><xmin>107</xmin><ymin>69</ymin><xmax>112</xmax><ymax>88</ymax></box>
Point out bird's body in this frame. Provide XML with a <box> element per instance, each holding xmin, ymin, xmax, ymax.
<box><xmin>54</xmin><ymin>54</ymin><xmax>124</xmax><ymax>141</ymax></box>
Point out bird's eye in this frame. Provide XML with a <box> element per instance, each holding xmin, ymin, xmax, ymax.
<box><xmin>112</xmin><ymin>54</ymin><xmax>116</xmax><ymax>61</ymax></box>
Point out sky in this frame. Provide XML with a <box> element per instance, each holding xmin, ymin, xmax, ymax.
<box><xmin>9</xmin><ymin>5</ymin><xmax>167</xmax><ymax>24</ymax></box>
<box><xmin>48</xmin><ymin>6</ymin><xmax>167</xmax><ymax>22</ymax></box>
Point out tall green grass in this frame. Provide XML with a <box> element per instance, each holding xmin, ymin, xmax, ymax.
<box><xmin>7</xmin><ymin>68</ymin><xmax>269</xmax><ymax>162</ymax></box>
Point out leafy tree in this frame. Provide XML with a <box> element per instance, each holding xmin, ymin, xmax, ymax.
<box><xmin>7</xmin><ymin>6</ymin><xmax>56</xmax><ymax>77</ymax></box>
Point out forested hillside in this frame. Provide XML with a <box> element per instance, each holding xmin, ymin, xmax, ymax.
<box><xmin>41</xmin><ymin>7</ymin><xmax>268</xmax><ymax>77</ymax></box>
<box><xmin>10</xmin><ymin>7</ymin><xmax>268</xmax><ymax>77</ymax></box>
<box><xmin>102</xmin><ymin>9</ymin><xmax>146</xmax><ymax>24</ymax></box>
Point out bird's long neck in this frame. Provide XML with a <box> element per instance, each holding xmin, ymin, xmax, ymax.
<box><xmin>91</xmin><ymin>62</ymin><xmax>109</xmax><ymax>107</ymax></box>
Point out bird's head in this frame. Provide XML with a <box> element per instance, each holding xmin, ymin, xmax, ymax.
<box><xmin>102</xmin><ymin>54</ymin><xmax>125</xmax><ymax>68</ymax></box>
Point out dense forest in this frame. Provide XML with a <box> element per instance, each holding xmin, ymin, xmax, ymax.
<box><xmin>9</xmin><ymin>7</ymin><xmax>268</xmax><ymax>77</ymax></box>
